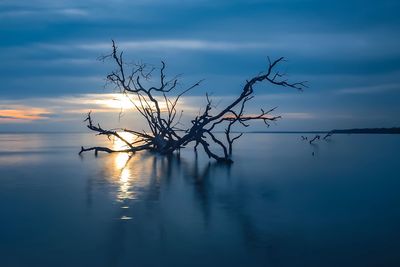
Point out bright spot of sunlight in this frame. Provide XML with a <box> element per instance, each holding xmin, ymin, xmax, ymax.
<box><xmin>95</xmin><ymin>93</ymin><xmax>170</xmax><ymax>112</ymax></box>
<box><xmin>112</xmin><ymin>131</ymin><xmax>135</xmax><ymax>151</ymax></box>
<box><xmin>115</xmin><ymin>153</ymin><xmax>131</xmax><ymax>169</ymax></box>
<box><xmin>101</xmin><ymin>94</ymin><xmax>139</xmax><ymax>109</ymax></box>
<box><xmin>109</xmin><ymin>132</ymin><xmax>135</xmax><ymax>201</ymax></box>
<box><xmin>114</xmin><ymin>153</ymin><xmax>134</xmax><ymax>201</ymax></box>
<box><xmin>106</xmin><ymin>131</ymin><xmax>155</xmax><ymax>206</ymax></box>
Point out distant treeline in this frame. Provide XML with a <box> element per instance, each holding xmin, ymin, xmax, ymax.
<box><xmin>331</xmin><ymin>127</ymin><xmax>400</xmax><ymax>134</ymax></box>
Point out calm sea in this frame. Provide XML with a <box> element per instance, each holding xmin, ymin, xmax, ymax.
<box><xmin>0</xmin><ymin>133</ymin><xmax>399</xmax><ymax>267</ymax></box>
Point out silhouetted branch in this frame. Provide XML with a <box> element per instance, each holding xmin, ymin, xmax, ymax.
<box><xmin>309</xmin><ymin>135</ymin><xmax>320</xmax><ymax>144</ymax></box>
<box><xmin>323</xmin><ymin>132</ymin><xmax>333</xmax><ymax>140</ymax></box>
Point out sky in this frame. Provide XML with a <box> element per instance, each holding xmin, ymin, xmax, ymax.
<box><xmin>0</xmin><ymin>0</ymin><xmax>399</xmax><ymax>132</ymax></box>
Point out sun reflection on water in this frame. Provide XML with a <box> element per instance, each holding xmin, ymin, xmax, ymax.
<box><xmin>115</xmin><ymin>153</ymin><xmax>131</xmax><ymax>170</ymax></box>
<box><xmin>113</xmin><ymin>140</ymin><xmax>135</xmax><ymax>202</ymax></box>
<box><xmin>106</xmin><ymin>132</ymin><xmax>155</xmax><ymax>219</ymax></box>
<box><xmin>89</xmin><ymin>131</ymin><xmax>167</xmax><ymax>219</ymax></box>
<box><xmin>112</xmin><ymin>132</ymin><xmax>135</xmax><ymax>151</ymax></box>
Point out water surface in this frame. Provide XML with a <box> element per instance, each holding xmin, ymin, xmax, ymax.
<box><xmin>0</xmin><ymin>133</ymin><xmax>399</xmax><ymax>266</ymax></box>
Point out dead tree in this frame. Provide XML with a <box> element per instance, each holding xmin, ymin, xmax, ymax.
<box><xmin>80</xmin><ymin>40</ymin><xmax>307</xmax><ymax>163</ymax></box>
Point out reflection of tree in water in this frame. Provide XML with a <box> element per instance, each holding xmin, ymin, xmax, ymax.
<box><xmin>185</xmin><ymin>157</ymin><xmax>275</xmax><ymax>254</ymax></box>
<box><xmin>83</xmin><ymin>152</ymin><xmax>275</xmax><ymax>265</ymax></box>
<box><xmin>84</xmin><ymin>152</ymin><xmax>164</xmax><ymax>266</ymax></box>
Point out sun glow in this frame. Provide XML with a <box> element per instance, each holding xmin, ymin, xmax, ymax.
<box><xmin>94</xmin><ymin>93</ymin><xmax>169</xmax><ymax>112</ymax></box>
<box><xmin>100</xmin><ymin>94</ymin><xmax>139</xmax><ymax>109</ymax></box>
<box><xmin>112</xmin><ymin>131</ymin><xmax>136</xmax><ymax>151</ymax></box>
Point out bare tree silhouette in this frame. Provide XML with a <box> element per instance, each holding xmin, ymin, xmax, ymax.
<box><xmin>80</xmin><ymin>40</ymin><xmax>306</xmax><ymax>163</ymax></box>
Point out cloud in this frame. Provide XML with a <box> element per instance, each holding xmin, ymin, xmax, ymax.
<box><xmin>56</xmin><ymin>8</ymin><xmax>88</xmax><ymax>16</ymax></box>
<box><xmin>0</xmin><ymin>106</ymin><xmax>51</xmax><ymax>122</ymax></box>
<box><xmin>38</xmin><ymin>40</ymin><xmax>271</xmax><ymax>53</ymax></box>
<box><xmin>0</xmin><ymin>8</ymin><xmax>88</xmax><ymax>18</ymax></box>
<box><xmin>281</xmin><ymin>112</ymin><xmax>315</xmax><ymax>119</ymax></box>
<box><xmin>335</xmin><ymin>83</ymin><xmax>400</xmax><ymax>95</ymax></box>
<box><xmin>30</xmin><ymin>30</ymin><xmax>400</xmax><ymax>60</ymax></box>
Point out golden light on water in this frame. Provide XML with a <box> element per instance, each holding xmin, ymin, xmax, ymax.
<box><xmin>115</xmin><ymin>152</ymin><xmax>131</xmax><ymax>169</ymax></box>
<box><xmin>107</xmin><ymin>132</ymin><xmax>154</xmax><ymax>215</ymax></box>
<box><xmin>117</xmin><ymin>168</ymin><xmax>134</xmax><ymax>201</ymax></box>
<box><xmin>112</xmin><ymin>152</ymin><xmax>135</xmax><ymax>220</ymax></box>
<box><xmin>112</xmin><ymin>132</ymin><xmax>135</xmax><ymax>202</ymax></box>
<box><xmin>93</xmin><ymin>130</ymin><xmax>163</xmax><ymax>221</ymax></box>
<box><xmin>110</xmin><ymin>152</ymin><xmax>155</xmax><ymax>204</ymax></box>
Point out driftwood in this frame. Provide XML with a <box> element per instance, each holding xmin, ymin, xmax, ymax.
<box><xmin>309</xmin><ymin>135</ymin><xmax>320</xmax><ymax>144</ymax></box>
<box><xmin>323</xmin><ymin>132</ymin><xmax>333</xmax><ymax>140</ymax></box>
<box><xmin>80</xmin><ymin>40</ymin><xmax>307</xmax><ymax>163</ymax></box>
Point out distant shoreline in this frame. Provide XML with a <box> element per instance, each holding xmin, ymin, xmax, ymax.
<box><xmin>237</xmin><ymin>127</ymin><xmax>400</xmax><ymax>134</ymax></box>
<box><xmin>0</xmin><ymin>127</ymin><xmax>399</xmax><ymax>134</ymax></box>
<box><xmin>330</xmin><ymin>127</ymin><xmax>400</xmax><ymax>134</ymax></box>
<box><xmin>246</xmin><ymin>127</ymin><xmax>400</xmax><ymax>134</ymax></box>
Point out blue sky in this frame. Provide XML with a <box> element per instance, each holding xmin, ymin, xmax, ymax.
<box><xmin>0</xmin><ymin>0</ymin><xmax>399</xmax><ymax>132</ymax></box>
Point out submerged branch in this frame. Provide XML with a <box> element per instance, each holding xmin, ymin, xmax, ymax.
<box><xmin>80</xmin><ymin>41</ymin><xmax>306</xmax><ymax>162</ymax></box>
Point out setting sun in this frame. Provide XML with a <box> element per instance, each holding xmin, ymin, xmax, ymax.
<box><xmin>92</xmin><ymin>93</ymin><xmax>169</xmax><ymax>112</ymax></box>
<box><xmin>97</xmin><ymin>94</ymin><xmax>138</xmax><ymax>110</ymax></box>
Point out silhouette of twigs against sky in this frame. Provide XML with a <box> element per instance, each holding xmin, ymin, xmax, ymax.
<box><xmin>79</xmin><ymin>40</ymin><xmax>307</xmax><ymax>163</ymax></box>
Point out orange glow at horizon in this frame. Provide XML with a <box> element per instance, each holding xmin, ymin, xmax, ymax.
<box><xmin>0</xmin><ymin>108</ymin><xmax>51</xmax><ymax>122</ymax></box>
